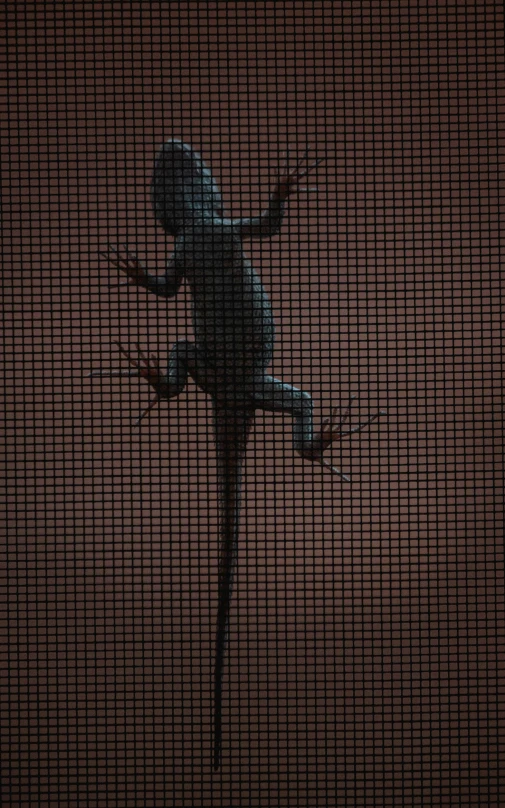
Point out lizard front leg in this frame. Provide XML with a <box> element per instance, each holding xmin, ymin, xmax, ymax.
<box><xmin>101</xmin><ymin>244</ymin><xmax>184</xmax><ymax>298</ymax></box>
<box><xmin>235</xmin><ymin>150</ymin><xmax>323</xmax><ymax>240</ymax></box>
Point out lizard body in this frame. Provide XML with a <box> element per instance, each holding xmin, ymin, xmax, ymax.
<box><xmin>90</xmin><ymin>139</ymin><xmax>382</xmax><ymax>769</ymax></box>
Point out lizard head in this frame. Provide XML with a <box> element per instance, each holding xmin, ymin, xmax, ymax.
<box><xmin>151</xmin><ymin>139</ymin><xmax>225</xmax><ymax>235</ymax></box>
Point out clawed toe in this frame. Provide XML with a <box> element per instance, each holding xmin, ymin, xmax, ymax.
<box><xmin>88</xmin><ymin>342</ymin><xmax>166</xmax><ymax>425</ymax></box>
<box><xmin>114</xmin><ymin>341</ymin><xmax>162</xmax><ymax>384</ymax></box>
<box><xmin>276</xmin><ymin>149</ymin><xmax>324</xmax><ymax>200</ymax></box>
<box><xmin>307</xmin><ymin>396</ymin><xmax>385</xmax><ymax>481</ymax></box>
<box><xmin>322</xmin><ymin>395</ymin><xmax>384</xmax><ymax>445</ymax></box>
<box><xmin>100</xmin><ymin>243</ymin><xmax>148</xmax><ymax>287</ymax></box>
<box><xmin>318</xmin><ymin>457</ymin><xmax>351</xmax><ymax>482</ymax></box>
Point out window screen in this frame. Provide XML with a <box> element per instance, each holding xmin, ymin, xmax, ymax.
<box><xmin>3</xmin><ymin>2</ymin><xmax>503</xmax><ymax>806</ymax></box>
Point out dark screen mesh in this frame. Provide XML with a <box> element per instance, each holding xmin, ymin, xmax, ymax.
<box><xmin>2</xmin><ymin>2</ymin><xmax>503</xmax><ymax>805</ymax></box>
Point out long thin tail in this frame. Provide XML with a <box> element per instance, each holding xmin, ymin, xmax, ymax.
<box><xmin>212</xmin><ymin>406</ymin><xmax>254</xmax><ymax>771</ymax></box>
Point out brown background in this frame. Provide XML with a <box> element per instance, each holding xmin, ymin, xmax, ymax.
<box><xmin>2</xmin><ymin>1</ymin><xmax>503</xmax><ymax>806</ymax></box>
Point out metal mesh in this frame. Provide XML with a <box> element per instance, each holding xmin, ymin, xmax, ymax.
<box><xmin>2</xmin><ymin>2</ymin><xmax>503</xmax><ymax>805</ymax></box>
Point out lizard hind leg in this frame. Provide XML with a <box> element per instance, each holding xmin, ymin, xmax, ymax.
<box><xmin>88</xmin><ymin>339</ymin><xmax>196</xmax><ymax>424</ymax></box>
<box><xmin>252</xmin><ymin>376</ymin><xmax>384</xmax><ymax>481</ymax></box>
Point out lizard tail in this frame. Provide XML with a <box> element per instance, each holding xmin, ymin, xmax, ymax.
<box><xmin>212</xmin><ymin>405</ymin><xmax>254</xmax><ymax>771</ymax></box>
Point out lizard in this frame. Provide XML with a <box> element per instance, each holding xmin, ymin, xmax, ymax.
<box><xmin>89</xmin><ymin>138</ymin><xmax>384</xmax><ymax>770</ymax></box>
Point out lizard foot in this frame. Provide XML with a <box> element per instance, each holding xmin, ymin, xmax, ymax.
<box><xmin>100</xmin><ymin>243</ymin><xmax>149</xmax><ymax>287</ymax></box>
<box><xmin>88</xmin><ymin>341</ymin><xmax>167</xmax><ymax>424</ymax></box>
<box><xmin>275</xmin><ymin>149</ymin><xmax>324</xmax><ymax>201</ymax></box>
<box><xmin>301</xmin><ymin>396</ymin><xmax>386</xmax><ymax>482</ymax></box>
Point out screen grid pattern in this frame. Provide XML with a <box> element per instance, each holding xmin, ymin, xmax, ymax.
<box><xmin>2</xmin><ymin>2</ymin><xmax>503</xmax><ymax>806</ymax></box>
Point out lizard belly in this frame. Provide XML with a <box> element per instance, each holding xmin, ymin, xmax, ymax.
<box><xmin>190</xmin><ymin>269</ymin><xmax>275</xmax><ymax>394</ymax></box>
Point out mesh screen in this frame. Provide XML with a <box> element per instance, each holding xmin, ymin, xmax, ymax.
<box><xmin>2</xmin><ymin>2</ymin><xmax>503</xmax><ymax>805</ymax></box>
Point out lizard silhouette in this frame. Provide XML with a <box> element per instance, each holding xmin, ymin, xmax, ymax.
<box><xmin>90</xmin><ymin>139</ymin><xmax>383</xmax><ymax>770</ymax></box>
